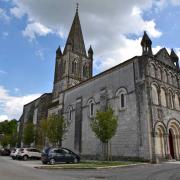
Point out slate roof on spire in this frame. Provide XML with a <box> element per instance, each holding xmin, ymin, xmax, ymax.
<box><xmin>141</xmin><ymin>31</ymin><xmax>152</xmax><ymax>46</ymax></box>
<box><xmin>88</xmin><ymin>45</ymin><xmax>93</xmax><ymax>54</ymax></box>
<box><xmin>56</xmin><ymin>46</ymin><xmax>62</xmax><ymax>55</ymax></box>
<box><xmin>170</xmin><ymin>49</ymin><xmax>179</xmax><ymax>60</ymax></box>
<box><xmin>63</xmin><ymin>7</ymin><xmax>86</xmax><ymax>56</ymax></box>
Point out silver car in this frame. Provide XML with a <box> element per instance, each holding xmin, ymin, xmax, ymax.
<box><xmin>10</xmin><ymin>148</ymin><xmax>20</xmax><ymax>160</ymax></box>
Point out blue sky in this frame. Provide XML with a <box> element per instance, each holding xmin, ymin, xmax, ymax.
<box><xmin>0</xmin><ymin>0</ymin><xmax>180</xmax><ymax>121</ymax></box>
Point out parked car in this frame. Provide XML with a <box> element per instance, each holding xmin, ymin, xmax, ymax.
<box><xmin>10</xmin><ymin>148</ymin><xmax>20</xmax><ymax>160</ymax></box>
<box><xmin>41</xmin><ymin>147</ymin><xmax>80</xmax><ymax>165</ymax></box>
<box><xmin>0</xmin><ymin>148</ymin><xmax>11</xmax><ymax>156</ymax></box>
<box><xmin>16</xmin><ymin>148</ymin><xmax>41</xmax><ymax>160</ymax></box>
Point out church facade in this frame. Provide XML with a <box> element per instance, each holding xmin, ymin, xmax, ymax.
<box><xmin>19</xmin><ymin>8</ymin><xmax>180</xmax><ymax>163</ymax></box>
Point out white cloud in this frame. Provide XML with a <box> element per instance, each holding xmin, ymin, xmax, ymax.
<box><xmin>0</xmin><ymin>86</ymin><xmax>41</xmax><ymax>120</ymax></box>
<box><xmin>22</xmin><ymin>22</ymin><xmax>52</xmax><ymax>40</ymax></box>
<box><xmin>9</xmin><ymin>0</ymin><xmax>164</xmax><ymax>72</ymax></box>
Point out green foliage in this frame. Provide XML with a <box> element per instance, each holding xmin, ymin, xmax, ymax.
<box><xmin>23</xmin><ymin>122</ymin><xmax>35</xmax><ymax>146</ymax></box>
<box><xmin>1</xmin><ymin>135</ymin><xmax>10</xmax><ymax>148</ymax></box>
<box><xmin>46</xmin><ymin>114</ymin><xmax>69</xmax><ymax>147</ymax></box>
<box><xmin>36</xmin><ymin>118</ymin><xmax>48</xmax><ymax>149</ymax></box>
<box><xmin>0</xmin><ymin>119</ymin><xmax>18</xmax><ymax>148</ymax></box>
<box><xmin>91</xmin><ymin>107</ymin><xmax>118</xmax><ymax>144</ymax></box>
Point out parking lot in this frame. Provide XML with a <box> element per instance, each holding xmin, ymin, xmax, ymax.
<box><xmin>1</xmin><ymin>155</ymin><xmax>180</xmax><ymax>180</ymax></box>
<box><xmin>0</xmin><ymin>156</ymin><xmax>42</xmax><ymax>168</ymax></box>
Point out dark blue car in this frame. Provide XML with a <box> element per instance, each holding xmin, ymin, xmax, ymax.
<box><xmin>41</xmin><ymin>147</ymin><xmax>80</xmax><ymax>165</ymax></box>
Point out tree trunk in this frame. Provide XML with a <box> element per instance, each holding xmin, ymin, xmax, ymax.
<box><xmin>102</xmin><ymin>142</ymin><xmax>108</xmax><ymax>161</ymax></box>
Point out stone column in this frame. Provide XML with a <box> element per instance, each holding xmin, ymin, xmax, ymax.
<box><xmin>164</xmin><ymin>133</ymin><xmax>169</xmax><ymax>159</ymax></box>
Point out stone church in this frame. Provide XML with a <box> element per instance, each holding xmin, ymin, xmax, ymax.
<box><xmin>18</xmin><ymin>7</ymin><xmax>180</xmax><ymax>163</ymax></box>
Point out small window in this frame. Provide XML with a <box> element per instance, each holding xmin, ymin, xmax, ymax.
<box><xmin>90</xmin><ymin>102</ymin><xmax>94</xmax><ymax>116</ymax></box>
<box><xmin>63</xmin><ymin>61</ymin><xmax>66</xmax><ymax>74</ymax></box>
<box><xmin>88</xmin><ymin>99</ymin><xmax>95</xmax><ymax>117</ymax></box>
<box><xmin>66</xmin><ymin>106</ymin><xmax>73</xmax><ymax>121</ymax></box>
<box><xmin>116</xmin><ymin>88</ymin><xmax>127</xmax><ymax>110</ymax></box>
<box><xmin>121</xmin><ymin>94</ymin><xmax>125</xmax><ymax>108</ymax></box>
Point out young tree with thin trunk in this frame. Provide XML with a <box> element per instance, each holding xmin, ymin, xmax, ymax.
<box><xmin>23</xmin><ymin>122</ymin><xmax>35</xmax><ymax>147</ymax></box>
<box><xmin>90</xmin><ymin>107</ymin><xmax>118</xmax><ymax>160</ymax></box>
<box><xmin>46</xmin><ymin>114</ymin><xmax>69</xmax><ymax>147</ymax></box>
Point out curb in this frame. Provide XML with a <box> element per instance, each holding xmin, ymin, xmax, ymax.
<box><xmin>34</xmin><ymin>163</ymin><xmax>149</xmax><ymax>170</ymax></box>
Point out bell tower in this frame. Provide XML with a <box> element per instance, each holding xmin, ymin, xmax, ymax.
<box><xmin>141</xmin><ymin>31</ymin><xmax>153</xmax><ymax>56</ymax></box>
<box><xmin>52</xmin><ymin>5</ymin><xmax>93</xmax><ymax>99</ymax></box>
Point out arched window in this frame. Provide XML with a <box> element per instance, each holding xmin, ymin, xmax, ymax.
<box><xmin>156</xmin><ymin>66</ymin><xmax>161</xmax><ymax>80</ymax></box>
<box><xmin>150</xmin><ymin>63</ymin><xmax>156</xmax><ymax>78</ymax></box>
<box><xmin>83</xmin><ymin>65</ymin><xmax>88</xmax><ymax>77</ymax></box>
<box><xmin>162</xmin><ymin>69</ymin><xmax>168</xmax><ymax>82</ymax></box>
<box><xmin>72</xmin><ymin>60</ymin><xmax>78</xmax><ymax>74</ymax></box>
<box><xmin>151</xmin><ymin>84</ymin><xmax>159</xmax><ymax>105</ymax></box>
<box><xmin>168</xmin><ymin>72</ymin><xmax>173</xmax><ymax>84</ymax></box>
<box><xmin>66</xmin><ymin>106</ymin><xmax>73</xmax><ymax>121</ymax></box>
<box><xmin>174</xmin><ymin>93</ymin><xmax>180</xmax><ymax>110</ymax></box>
<box><xmin>168</xmin><ymin>90</ymin><xmax>174</xmax><ymax>109</ymax></box>
<box><xmin>88</xmin><ymin>99</ymin><xmax>95</xmax><ymax>117</ymax></box>
<box><xmin>174</xmin><ymin>75</ymin><xmax>178</xmax><ymax>87</ymax></box>
<box><xmin>116</xmin><ymin>88</ymin><xmax>127</xmax><ymax>110</ymax></box>
<box><xmin>160</xmin><ymin>88</ymin><xmax>166</xmax><ymax>107</ymax></box>
<box><xmin>63</xmin><ymin>61</ymin><xmax>66</xmax><ymax>74</ymax></box>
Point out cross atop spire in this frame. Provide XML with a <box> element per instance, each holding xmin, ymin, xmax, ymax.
<box><xmin>76</xmin><ymin>3</ymin><xmax>79</xmax><ymax>13</ymax></box>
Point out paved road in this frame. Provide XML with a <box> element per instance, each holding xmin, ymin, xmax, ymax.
<box><xmin>0</xmin><ymin>156</ymin><xmax>180</xmax><ymax>180</ymax></box>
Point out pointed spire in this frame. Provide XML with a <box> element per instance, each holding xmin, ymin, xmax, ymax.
<box><xmin>170</xmin><ymin>49</ymin><xmax>178</xmax><ymax>60</ymax></box>
<box><xmin>141</xmin><ymin>31</ymin><xmax>152</xmax><ymax>46</ymax></box>
<box><xmin>56</xmin><ymin>46</ymin><xmax>62</xmax><ymax>56</ymax></box>
<box><xmin>141</xmin><ymin>31</ymin><xmax>153</xmax><ymax>56</ymax></box>
<box><xmin>170</xmin><ymin>49</ymin><xmax>179</xmax><ymax>68</ymax></box>
<box><xmin>88</xmin><ymin>45</ymin><xmax>93</xmax><ymax>55</ymax></box>
<box><xmin>88</xmin><ymin>45</ymin><xmax>93</xmax><ymax>60</ymax></box>
<box><xmin>63</xmin><ymin>5</ymin><xmax>86</xmax><ymax>56</ymax></box>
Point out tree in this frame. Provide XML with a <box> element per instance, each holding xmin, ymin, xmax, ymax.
<box><xmin>1</xmin><ymin>135</ymin><xmax>10</xmax><ymax>148</ymax></box>
<box><xmin>90</xmin><ymin>107</ymin><xmax>118</xmax><ymax>160</ymax></box>
<box><xmin>0</xmin><ymin>119</ymin><xmax>18</xmax><ymax>148</ymax></box>
<box><xmin>46</xmin><ymin>114</ymin><xmax>69</xmax><ymax>147</ymax></box>
<box><xmin>23</xmin><ymin>122</ymin><xmax>35</xmax><ymax>147</ymax></box>
<box><xmin>36</xmin><ymin>118</ymin><xmax>48</xmax><ymax>149</ymax></box>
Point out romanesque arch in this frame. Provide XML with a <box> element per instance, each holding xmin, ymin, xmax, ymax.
<box><xmin>168</xmin><ymin>89</ymin><xmax>174</xmax><ymax>109</ymax></box>
<box><xmin>167</xmin><ymin>119</ymin><xmax>180</xmax><ymax>159</ymax></box>
<box><xmin>160</xmin><ymin>87</ymin><xmax>167</xmax><ymax>107</ymax></box>
<box><xmin>156</xmin><ymin>66</ymin><xmax>162</xmax><ymax>80</ymax></box>
<box><xmin>116</xmin><ymin>87</ymin><xmax>128</xmax><ymax>110</ymax></box>
<box><xmin>162</xmin><ymin>69</ymin><xmax>168</xmax><ymax>82</ymax></box>
<box><xmin>151</xmin><ymin>83</ymin><xmax>159</xmax><ymax>105</ymax></box>
<box><xmin>149</xmin><ymin>63</ymin><xmax>156</xmax><ymax>78</ymax></box>
<box><xmin>154</xmin><ymin>122</ymin><xmax>166</xmax><ymax>158</ymax></box>
<box><xmin>174</xmin><ymin>92</ymin><xmax>180</xmax><ymax>110</ymax></box>
<box><xmin>87</xmin><ymin>98</ymin><xmax>96</xmax><ymax>118</ymax></box>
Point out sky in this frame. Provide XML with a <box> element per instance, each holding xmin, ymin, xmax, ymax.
<box><xmin>1</xmin><ymin>0</ymin><xmax>180</xmax><ymax>121</ymax></box>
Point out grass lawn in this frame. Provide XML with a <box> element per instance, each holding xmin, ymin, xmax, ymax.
<box><xmin>36</xmin><ymin>161</ymin><xmax>144</xmax><ymax>169</ymax></box>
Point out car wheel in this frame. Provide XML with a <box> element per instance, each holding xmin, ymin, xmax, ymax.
<box><xmin>50</xmin><ymin>158</ymin><xmax>55</xmax><ymax>165</ymax></box>
<box><xmin>73</xmin><ymin>158</ymin><xmax>78</xmax><ymax>163</ymax></box>
<box><xmin>23</xmin><ymin>155</ymin><xmax>28</xmax><ymax>161</ymax></box>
